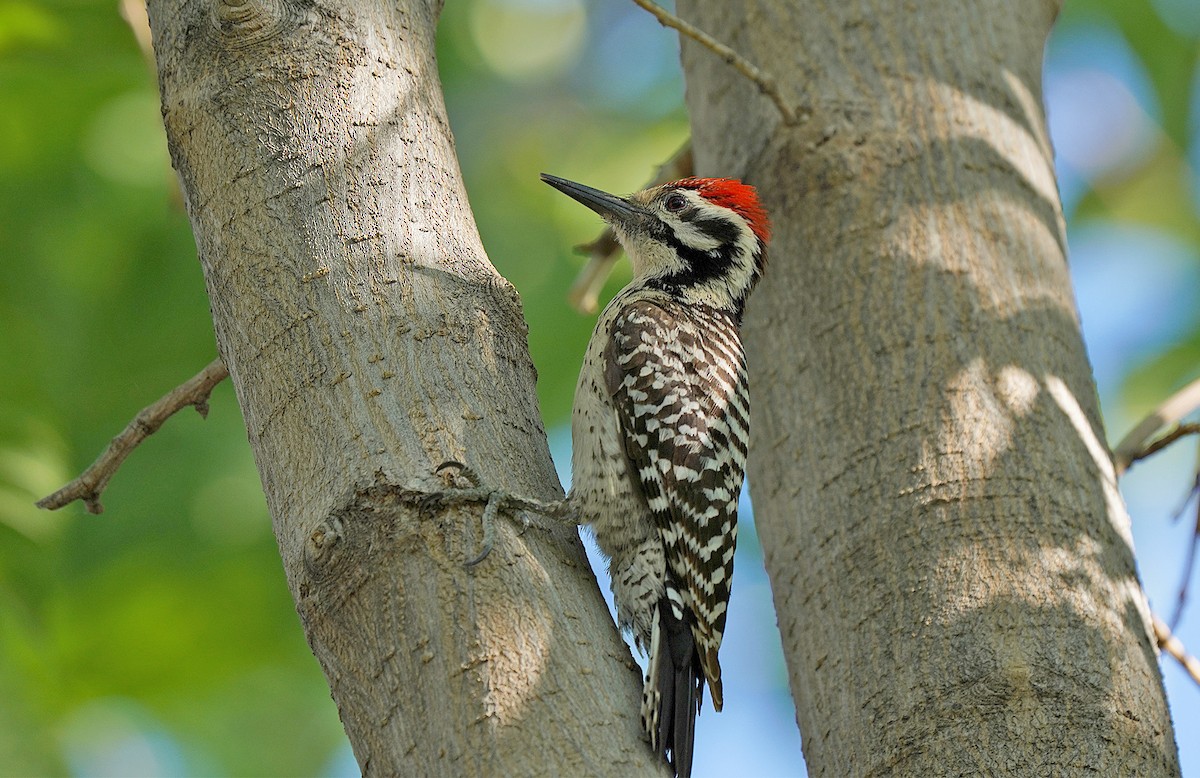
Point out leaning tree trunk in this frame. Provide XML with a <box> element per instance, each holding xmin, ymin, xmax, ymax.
<box><xmin>146</xmin><ymin>1</ymin><xmax>661</xmax><ymax>775</ymax></box>
<box><xmin>678</xmin><ymin>0</ymin><xmax>1180</xmax><ymax>775</ymax></box>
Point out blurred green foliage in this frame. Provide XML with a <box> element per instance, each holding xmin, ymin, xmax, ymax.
<box><xmin>1055</xmin><ymin>0</ymin><xmax>1200</xmax><ymax>412</ymax></box>
<box><xmin>0</xmin><ymin>0</ymin><xmax>1196</xmax><ymax>775</ymax></box>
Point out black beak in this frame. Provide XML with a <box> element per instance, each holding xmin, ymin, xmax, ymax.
<box><xmin>541</xmin><ymin>173</ymin><xmax>649</xmax><ymax>229</ymax></box>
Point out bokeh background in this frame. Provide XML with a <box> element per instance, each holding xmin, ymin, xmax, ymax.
<box><xmin>1</xmin><ymin>0</ymin><xmax>1198</xmax><ymax>775</ymax></box>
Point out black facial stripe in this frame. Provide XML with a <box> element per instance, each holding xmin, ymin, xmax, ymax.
<box><xmin>672</xmin><ymin>207</ymin><xmax>743</xmax><ymax>248</ymax></box>
<box><xmin>692</xmin><ymin>217</ymin><xmax>742</xmax><ymax>246</ymax></box>
<box><xmin>651</xmin><ymin>227</ymin><xmax>736</xmax><ymax>288</ymax></box>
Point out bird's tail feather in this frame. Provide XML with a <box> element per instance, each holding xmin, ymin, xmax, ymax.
<box><xmin>641</xmin><ymin>595</ymin><xmax>703</xmax><ymax>778</ymax></box>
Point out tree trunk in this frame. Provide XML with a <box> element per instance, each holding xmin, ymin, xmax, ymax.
<box><xmin>678</xmin><ymin>0</ymin><xmax>1180</xmax><ymax>775</ymax></box>
<box><xmin>146</xmin><ymin>1</ymin><xmax>661</xmax><ymax>774</ymax></box>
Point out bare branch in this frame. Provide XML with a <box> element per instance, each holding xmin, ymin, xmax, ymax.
<box><xmin>1112</xmin><ymin>392</ymin><xmax>1200</xmax><ymax>651</ymax></box>
<box><xmin>1114</xmin><ymin>377</ymin><xmax>1200</xmax><ymax>475</ymax></box>
<box><xmin>37</xmin><ymin>358</ymin><xmax>230</xmax><ymax>514</ymax></box>
<box><xmin>631</xmin><ymin>0</ymin><xmax>802</xmax><ymax>125</ymax></box>
<box><xmin>568</xmin><ymin>142</ymin><xmax>693</xmax><ymax>314</ymax></box>
<box><xmin>567</xmin><ymin>232</ymin><xmax>621</xmax><ymax>316</ymax></box>
<box><xmin>119</xmin><ymin>0</ymin><xmax>155</xmax><ymax>68</ymax></box>
<box><xmin>1153</xmin><ymin>613</ymin><xmax>1200</xmax><ymax>689</ymax></box>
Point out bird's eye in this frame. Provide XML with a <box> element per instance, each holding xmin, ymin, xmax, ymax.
<box><xmin>664</xmin><ymin>193</ymin><xmax>688</xmax><ymax>212</ymax></box>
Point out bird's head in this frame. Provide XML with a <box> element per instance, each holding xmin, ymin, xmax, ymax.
<box><xmin>542</xmin><ymin>173</ymin><xmax>769</xmax><ymax>317</ymax></box>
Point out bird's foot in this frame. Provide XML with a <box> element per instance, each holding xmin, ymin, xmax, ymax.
<box><xmin>425</xmin><ymin>461</ymin><xmax>578</xmax><ymax>567</ymax></box>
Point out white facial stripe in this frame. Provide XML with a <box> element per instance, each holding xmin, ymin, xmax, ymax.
<box><xmin>620</xmin><ymin>224</ymin><xmax>689</xmax><ymax>279</ymax></box>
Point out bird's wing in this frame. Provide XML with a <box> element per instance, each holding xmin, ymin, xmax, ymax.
<box><xmin>603</xmin><ymin>297</ymin><xmax>747</xmax><ymax>706</ymax></box>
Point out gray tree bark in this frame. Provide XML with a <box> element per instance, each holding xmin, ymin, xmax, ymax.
<box><xmin>146</xmin><ymin>0</ymin><xmax>661</xmax><ymax>775</ymax></box>
<box><xmin>678</xmin><ymin>0</ymin><xmax>1180</xmax><ymax>775</ymax></box>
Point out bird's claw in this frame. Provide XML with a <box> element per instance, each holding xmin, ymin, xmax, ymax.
<box><xmin>420</xmin><ymin>461</ymin><xmax>481</xmax><ymax>513</ymax></box>
<box><xmin>425</xmin><ymin>461</ymin><xmax>503</xmax><ymax>567</ymax></box>
<box><xmin>423</xmin><ymin>461</ymin><xmax>573</xmax><ymax>568</ymax></box>
<box><xmin>463</xmin><ymin>492</ymin><xmax>500</xmax><ymax>568</ymax></box>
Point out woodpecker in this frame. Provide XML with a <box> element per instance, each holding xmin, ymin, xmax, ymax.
<box><xmin>542</xmin><ymin>173</ymin><xmax>768</xmax><ymax>778</ymax></box>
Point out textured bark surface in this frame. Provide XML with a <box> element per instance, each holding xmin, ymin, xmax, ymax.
<box><xmin>147</xmin><ymin>1</ymin><xmax>661</xmax><ymax>774</ymax></box>
<box><xmin>678</xmin><ymin>1</ymin><xmax>1180</xmax><ymax>775</ymax></box>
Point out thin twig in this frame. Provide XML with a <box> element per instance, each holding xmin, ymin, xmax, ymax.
<box><xmin>1114</xmin><ymin>377</ymin><xmax>1200</xmax><ymax>475</ymax></box>
<box><xmin>1119</xmin><ymin>423</ymin><xmax>1200</xmax><ymax>474</ymax></box>
<box><xmin>1169</xmin><ymin>473</ymin><xmax>1200</xmax><ymax>630</ymax></box>
<box><xmin>630</xmin><ymin>0</ymin><xmax>800</xmax><ymax>125</ymax></box>
<box><xmin>37</xmin><ymin>358</ymin><xmax>230</xmax><ymax>514</ymax></box>
<box><xmin>567</xmin><ymin>143</ymin><xmax>693</xmax><ymax>314</ymax></box>
<box><xmin>1153</xmin><ymin>613</ymin><xmax>1200</xmax><ymax>688</ymax></box>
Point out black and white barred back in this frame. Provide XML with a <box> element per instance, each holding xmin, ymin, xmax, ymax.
<box><xmin>612</xmin><ymin>298</ymin><xmax>747</xmax><ymax>714</ymax></box>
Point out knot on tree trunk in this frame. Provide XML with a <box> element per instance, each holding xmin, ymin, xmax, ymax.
<box><xmin>215</xmin><ymin>0</ymin><xmax>298</xmax><ymax>46</ymax></box>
